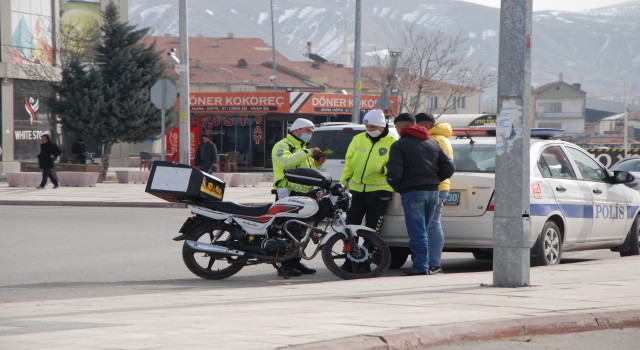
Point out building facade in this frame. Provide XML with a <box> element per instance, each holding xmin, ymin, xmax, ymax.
<box><xmin>0</xmin><ymin>0</ymin><xmax>127</xmax><ymax>172</ymax></box>
<box><xmin>532</xmin><ymin>77</ymin><xmax>586</xmax><ymax>141</ymax></box>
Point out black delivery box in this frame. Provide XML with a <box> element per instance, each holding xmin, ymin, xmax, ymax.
<box><xmin>145</xmin><ymin>161</ymin><xmax>225</xmax><ymax>204</ymax></box>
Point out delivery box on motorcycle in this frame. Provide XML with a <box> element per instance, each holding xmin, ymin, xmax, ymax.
<box><xmin>145</xmin><ymin>161</ymin><xmax>225</xmax><ymax>204</ymax></box>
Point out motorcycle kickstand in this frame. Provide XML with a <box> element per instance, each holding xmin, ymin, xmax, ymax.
<box><xmin>272</xmin><ymin>263</ymin><xmax>290</xmax><ymax>280</ymax></box>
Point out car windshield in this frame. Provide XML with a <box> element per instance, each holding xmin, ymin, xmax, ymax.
<box><xmin>611</xmin><ymin>159</ymin><xmax>640</xmax><ymax>172</ymax></box>
<box><xmin>308</xmin><ymin>129</ymin><xmax>363</xmax><ymax>159</ymax></box>
<box><xmin>453</xmin><ymin>143</ymin><xmax>496</xmax><ymax>173</ymax></box>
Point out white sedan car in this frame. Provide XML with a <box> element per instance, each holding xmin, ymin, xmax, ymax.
<box><xmin>380</xmin><ymin>134</ymin><xmax>640</xmax><ymax>267</ymax></box>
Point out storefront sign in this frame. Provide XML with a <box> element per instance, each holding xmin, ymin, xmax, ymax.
<box><xmin>190</xmin><ymin>92</ymin><xmax>289</xmax><ymax>113</ymax></box>
<box><xmin>289</xmin><ymin>92</ymin><xmax>398</xmax><ymax>115</ymax></box>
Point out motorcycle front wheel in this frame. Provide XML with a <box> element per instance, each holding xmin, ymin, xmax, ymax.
<box><xmin>182</xmin><ymin>221</ymin><xmax>245</xmax><ymax>280</ymax></box>
<box><xmin>321</xmin><ymin>230</ymin><xmax>391</xmax><ymax>280</ymax></box>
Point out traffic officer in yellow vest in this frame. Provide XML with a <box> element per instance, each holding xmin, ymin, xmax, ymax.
<box><xmin>271</xmin><ymin>117</ymin><xmax>326</xmax><ymax>277</ymax></box>
<box><xmin>339</xmin><ymin>109</ymin><xmax>397</xmax><ymax>273</ymax></box>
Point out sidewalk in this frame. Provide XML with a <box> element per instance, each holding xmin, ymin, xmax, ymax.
<box><xmin>1</xmin><ymin>257</ymin><xmax>639</xmax><ymax>349</ymax></box>
<box><xmin>1</xmin><ymin>168</ymin><xmax>640</xmax><ymax>349</ymax></box>
<box><xmin>0</xmin><ymin>167</ymin><xmax>275</xmax><ymax>207</ymax></box>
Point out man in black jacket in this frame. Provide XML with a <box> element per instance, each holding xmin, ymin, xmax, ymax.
<box><xmin>194</xmin><ymin>134</ymin><xmax>219</xmax><ymax>174</ymax></box>
<box><xmin>37</xmin><ymin>134</ymin><xmax>62</xmax><ymax>189</ymax></box>
<box><xmin>386</xmin><ymin>113</ymin><xmax>454</xmax><ymax>275</ymax></box>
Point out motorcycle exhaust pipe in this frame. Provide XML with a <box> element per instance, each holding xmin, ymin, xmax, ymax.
<box><xmin>185</xmin><ymin>240</ymin><xmax>246</xmax><ymax>257</ymax></box>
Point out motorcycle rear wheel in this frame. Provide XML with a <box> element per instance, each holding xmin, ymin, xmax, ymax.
<box><xmin>321</xmin><ymin>230</ymin><xmax>391</xmax><ymax>280</ymax></box>
<box><xmin>182</xmin><ymin>221</ymin><xmax>245</xmax><ymax>280</ymax></box>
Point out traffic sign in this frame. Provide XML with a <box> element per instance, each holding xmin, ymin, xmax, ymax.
<box><xmin>150</xmin><ymin>79</ymin><xmax>177</xmax><ymax>110</ymax></box>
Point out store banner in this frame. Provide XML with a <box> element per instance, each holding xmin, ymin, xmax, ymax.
<box><xmin>189</xmin><ymin>92</ymin><xmax>289</xmax><ymax>113</ymax></box>
<box><xmin>289</xmin><ymin>92</ymin><xmax>398</xmax><ymax>116</ymax></box>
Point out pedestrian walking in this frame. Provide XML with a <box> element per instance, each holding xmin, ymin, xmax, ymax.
<box><xmin>415</xmin><ymin>112</ymin><xmax>454</xmax><ymax>275</ymax></box>
<box><xmin>37</xmin><ymin>134</ymin><xmax>61</xmax><ymax>189</ymax></box>
<box><xmin>386</xmin><ymin>113</ymin><xmax>454</xmax><ymax>275</ymax></box>
<box><xmin>339</xmin><ymin>109</ymin><xmax>397</xmax><ymax>273</ymax></box>
<box><xmin>271</xmin><ymin>117</ymin><xmax>326</xmax><ymax>277</ymax></box>
<box><xmin>194</xmin><ymin>134</ymin><xmax>219</xmax><ymax>174</ymax></box>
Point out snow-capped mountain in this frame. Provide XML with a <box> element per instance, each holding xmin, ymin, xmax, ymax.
<box><xmin>128</xmin><ymin>0</ymin><xmax>640</xmax><ymax>101</ymax></box>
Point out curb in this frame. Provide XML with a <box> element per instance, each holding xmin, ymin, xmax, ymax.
<box><xmin>283</xmin><ymin>310</ymin><xmax>640</xmax><ymax>349</ymax></box>
<box><xmin>0</xmin><ymin>200</ymin><xmax>272</xmax><ymax>208</ymax></box>
<box><xmin>0</xmin><ymin>200</ymin><xmax>188</xmax><ymax>208</ymax></box>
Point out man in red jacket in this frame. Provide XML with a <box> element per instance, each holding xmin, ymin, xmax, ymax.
<box><xmin>386</xmin><ymin>113</ymin><xmax>454</xmax><ymax>276</ymax></box>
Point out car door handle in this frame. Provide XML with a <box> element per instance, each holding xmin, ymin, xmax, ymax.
<box><xmin>555</xmin><ymin>186</ymin><xmax>567</xmax><ymax>192</ymax></box>
<box><xmin>592</xmin><ymin>188</ymin><xmax>602</xmax><ymax>194</ymax></box>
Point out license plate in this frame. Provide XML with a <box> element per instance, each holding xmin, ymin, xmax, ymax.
<box><xmin>444</xmin><ymin>192</ymin><xmax>460</xmax><ymax>206</ymax></box>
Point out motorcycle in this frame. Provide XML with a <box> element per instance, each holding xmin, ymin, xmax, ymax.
<box><xmin>172</xmin><ymin>168</ymin><xmax>391</xmax><ymax>280</ymax></box>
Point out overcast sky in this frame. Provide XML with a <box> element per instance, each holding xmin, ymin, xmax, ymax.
<box><xmin>462</xmin><ymin>0</ymin><xmax>631</xmax><ymax>12</ymax></box>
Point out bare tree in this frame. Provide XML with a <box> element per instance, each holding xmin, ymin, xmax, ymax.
<box><xmin>364</xmin><ymin>25</ymin><xmax>496</xmax><ymax>116</ymax></box>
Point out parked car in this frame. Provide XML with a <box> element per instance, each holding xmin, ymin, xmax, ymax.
<box><xmin>311</xmin><ymin>124</ymin><xmax>640</xmax><ymax>267</ymax></box>
<box><xmin>308</xmin><ymin>122</ymin><xmax>399</xmax><ymax>180</ymax></box>
<box><xmin>610</xmin><ymin>157</ymin><xmax>640</xmax><ymax>190</ymax></box>
<box><xmin>381</xmin><ymin>133</ymin><xmax>640</xmax><ymax>267</ymax></box>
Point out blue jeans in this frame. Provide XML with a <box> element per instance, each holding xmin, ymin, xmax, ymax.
<box><xmin>400</xmin><ymin>190</ymin><xmax>439</xmax><ymax>273</ymax></box>
<box><xmin>427</xmin><ymin>191</ymin><xmax>448</xmax><ymax>268</ymax></box>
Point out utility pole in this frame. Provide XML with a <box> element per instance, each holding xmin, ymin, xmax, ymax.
<box><xmin>178</xmin><ymin>0</ymin><xmax>190</xmax><ymax>164</ymax></box>
<box><xmin>270</xmin><ymin>0</ymin><xmax>278</xmax><ymax>90</ymax></box>
<box><xmin>351</xmin><ymin>0</ymin><xmax>361</xmax><ymax>123</ymax></box>
<box><xmin>493</xmin><ymin>0</ymin><xmax>532</xmax><ymax>287</ymax></box>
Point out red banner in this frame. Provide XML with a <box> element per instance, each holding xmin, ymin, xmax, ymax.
<box><xmin>289</xmin><ymin>92</ymin><xmax>398</xmax><ymax>116</ymax></box>
<box><xmin>190</xmin><ymin>92</ymin><xmax>289</xmax><ymax>113</ymax></box>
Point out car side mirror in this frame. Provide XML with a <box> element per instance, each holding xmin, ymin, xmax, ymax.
<box><xmin>613</xmin><ymin>170</ymin><xmax>635</xmax><ymax>184</ymax></box>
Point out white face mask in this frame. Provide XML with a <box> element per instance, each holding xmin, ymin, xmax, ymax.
<box><xmin>367</xmin><ymin>130</ymin><xmax>382</xmax><ymax>138</ymax></box>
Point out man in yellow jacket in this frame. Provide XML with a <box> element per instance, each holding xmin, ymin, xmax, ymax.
<box><xmin>271</xmin><ymin>117</ymin><xmax>325</xmax><ymax>277</ymax></box>
<box><xmin>340</xmin><ymin>109</ymin><xmax>397</xmax><ymax>272</ymax></box>
<box><xmin>416</xmin><ymin>112</ymin><xmax>453</xmax><ymax>275</ymax></box>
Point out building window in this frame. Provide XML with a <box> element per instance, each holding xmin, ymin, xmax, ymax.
<box><xmin>538</xmin><ymin>122</ymin><xmax>562</xmax><ymax>128</ymax></box>
<box><xmin>541</xmin><ymin>102</ymin><xmax>562</xmax><ymax>113</ymax></box>
<box><xmin>428</xmin><ymin>96</ymin><xmax>438</xmax><ymax>109</ymax></box>
<box><xmin>454</xmin><ymin>97</ymin><xmax>466</xmax><ymax>109</ymax></box>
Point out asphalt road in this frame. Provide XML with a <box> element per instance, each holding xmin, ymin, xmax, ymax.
<box><xmin>0</xmin><ymin>206</ymin><xmax>624</xmax><ymax>303</ymax></box>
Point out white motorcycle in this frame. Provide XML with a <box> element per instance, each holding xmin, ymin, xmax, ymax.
<box><xmin>171</xmin><ymin>168</ymin><xmax>391</xmax><ymax>280</ymax></box>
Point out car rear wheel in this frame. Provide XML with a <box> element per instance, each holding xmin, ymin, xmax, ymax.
<box><xmin>620</xmin><ymin>216</ymin><xmax>640</xmax><ymax>257</ymax></box>
<box><xmin>532</xmin><ymin>221</ymin><xmax>562</xmax><ymax>266</ymax></box>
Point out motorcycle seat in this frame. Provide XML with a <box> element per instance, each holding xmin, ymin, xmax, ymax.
<box><xmin>201</xmin><ymin>201</ymin><xmax>273</xmax><ymax>217</ymax></box>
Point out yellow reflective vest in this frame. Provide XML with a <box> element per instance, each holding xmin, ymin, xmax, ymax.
<box><xmin>272</xmin><ymin>133</ymin><xmax>320</xmax><ymax>193</ymax></box>
<box><xmin>340</xmin><ymin>131</ymin><xmax>396</xmax><ymax>193</ymax></box>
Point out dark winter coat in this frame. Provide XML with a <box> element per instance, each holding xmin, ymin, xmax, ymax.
<box><xmin>38</xmin><ymin>140</ymin><xmax>62</xmax><ymax>170</ymax></box>
<box><xmin>194</xmin><ymin>141</ymin><xmax>219</xmax><ymax>167</ymax></box>
<box><xmin>386</xmin><ymin>125</ymin><xmax>455</xmax><ymax>194</ymax></box>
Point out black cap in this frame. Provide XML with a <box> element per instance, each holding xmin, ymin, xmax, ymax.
<box><xmin>393</xmin><ymin>113</ymin><xmax>415</xmax><ymax>124</ymax></box>
<box><xmin>415</xmin><ymin>113</ymin><xmax>435</xmax><ymax>124</ymax></box>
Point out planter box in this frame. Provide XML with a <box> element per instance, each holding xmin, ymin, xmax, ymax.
<box><xmin>6</xmin><ymin>172</ymin><xmax>42</xmax><ymax>187</ymax></box>
<box><xmin>56</xmin><ymin>172</ymin><xmax>99</xmax><ymax>187</ymax></box>
<box><xmin>115</xmin><ymin>170</ymin><xmax>150</xmax><ymax>184</ymax></box>
<box><xmin>21</xmin><ymin>162</ymin><xmax>106</xmax><ymax>182</ymax></box>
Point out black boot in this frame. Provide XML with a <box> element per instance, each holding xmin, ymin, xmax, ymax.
<box><xmin>292</xmin><ymin>261</ymin><xmax>316</xmax><ymax>274</ymax></box>
<box><xmin>277</xmin><ymin>264</ymin><xmax>302</xmax><ymax>277</ymax></box>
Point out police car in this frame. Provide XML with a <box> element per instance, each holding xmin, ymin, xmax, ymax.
<box><xmin>380</xmin><ymin>129</ymin><xmax>640</xmax><ymax>267</ymax></box>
